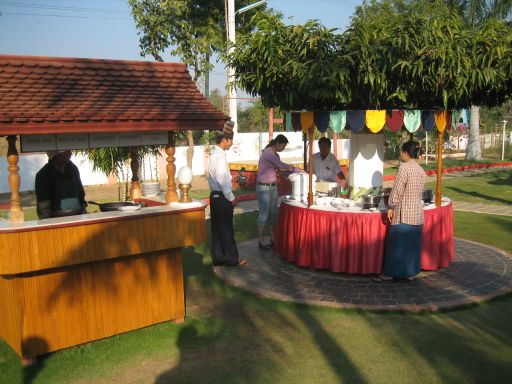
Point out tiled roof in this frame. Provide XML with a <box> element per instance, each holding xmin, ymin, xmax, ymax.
<box><xmin>0</xmin><ymin>55</ymin><xmax>228</xmax><ymax>135</ymax></box>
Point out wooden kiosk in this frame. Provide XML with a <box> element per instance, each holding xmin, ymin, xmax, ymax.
<box><xmin>0</xmin><ymin>55</ymin><xmax>227</xmax><ymax>360</ymax></box>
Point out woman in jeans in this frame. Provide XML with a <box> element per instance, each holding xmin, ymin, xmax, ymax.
<box><xmin>256</xmin><ymin>134</ymin><xmax>301</xmax><ymax>249</ymax></box>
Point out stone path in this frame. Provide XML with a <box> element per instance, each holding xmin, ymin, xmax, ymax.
<box><xmin>214</xmin><ymin>238</ymin><xmax>512</xmax><ymax>312</ymax></box>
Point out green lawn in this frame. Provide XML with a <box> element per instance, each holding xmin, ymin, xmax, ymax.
<box><xmin>426</xmin><ymin>170</ymin><xmax>512</xmax><ymax>206</ymax></box>
<box><xmin>1</xmin><ymin>208</ymin><xmax>512</xmax><ymax>384</ymax></box>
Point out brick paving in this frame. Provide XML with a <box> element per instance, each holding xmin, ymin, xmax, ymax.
<box><xmin>214</xmin><ymin>238</ymin><xmax>512</xmax><ymax>312</ymax></box>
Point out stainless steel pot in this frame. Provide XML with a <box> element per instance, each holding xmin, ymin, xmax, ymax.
<box><xmin>361</xmin><ymin>195</ymin><xmax>381</xmax><ymax>209</ymax></box>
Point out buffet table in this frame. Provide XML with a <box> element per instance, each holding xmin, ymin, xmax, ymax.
<box><xmin>275</xmin><ymin>199</ymin><xmax>454</xmax><ymax>274</ymax></box>
<box><xmin>0</xmin><ymin>203</ymin><xmax>206</xmax><ymax>359</ymax></box>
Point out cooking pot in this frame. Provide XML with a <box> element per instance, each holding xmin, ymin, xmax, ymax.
<box><xmin>380</xmin><ymin>188</ymin><xmax>392</xmax><ymax>206</ymax></box>
<box><xmin>422</xmin><ymin>189</ymin><xmax>433</xmax><ymax>204</ymax></box>
<box><xmin>361</xmin><ymin>195</ymin><xmax>381</xmax><ymax>209</ymax></box>
<box><xmin>87</xmin><ymin>201</ymin><xmax>140</xmax><ymax>212</ymax></box>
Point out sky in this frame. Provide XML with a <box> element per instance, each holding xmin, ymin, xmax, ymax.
<box><xmin>0</xmin><ymin>0</ymin><xmax>362</xmax><ymax>93</ymax></box>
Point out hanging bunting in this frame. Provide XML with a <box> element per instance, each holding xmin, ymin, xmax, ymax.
<box><xmin>365</xmin><ymin>110</ymin><xmax>386</xmax><ymax>133</ymax></box>
<box><xmin>421</xmin><ymin>111</ymin><xmax>435</xmax><ymax>132</ymax></box>
<box><xmin>300</xmin><ymin>111</ymin><xmax>315</xmax><ymax>132</ymax></box>
<box><xmin>314</xmin><ymin>111</ymin><xmax>330</xmax><ymax>133</ymax></box>
<box><xmin>385</xmin><ymin>110</ymin><xmax>404</xmax><ymax>132</ymax></box>
<box><xmin>329</xmin><ymin>111</ymin><xmax>346</xmax><ymax>133</ymax></box>
<box><xmin>446</xmin><ymin>111</ymin><xmax>452</xmax><ymax>130</ymax></box>
<box><xmin>284</xmin><ymin>112</ymin><xmax>293</xmax><ymax>132</ymax></box>
<box><xmin>403</xmin><ymin>110</ymin><xmax>421</xmax><ymax>133</ymax></box>
<box><xmin>347</xmin><ymin>110</ymin><xmax>366</xmax><ymax>133</ymax></box>
<box><xmin>291</xmin><ymin>112</ymin><xmax>302</xmax><ymax>132</ymax></box>
<box><xmin>434</xmin><ymin>110</ymin><xmax>447</xmax><ymax>133</ymax></box>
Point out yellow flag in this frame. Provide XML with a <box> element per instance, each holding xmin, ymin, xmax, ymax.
<box><xmin>365</xmin><ymin>110</ymin><xmax>386</xmax><ymax>133</ymax></box>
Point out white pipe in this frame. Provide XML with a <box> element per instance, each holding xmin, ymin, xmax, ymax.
<box><xmin>227</xmin><ymin>0</ymin><xmax>237</xmax><ymax>134</ymax></box>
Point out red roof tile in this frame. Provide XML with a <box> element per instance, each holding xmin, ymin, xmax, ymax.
<box><xmin>0</xmin><ymin>55</ymin><xmax>228</xmax><ymax>135</ymax></box>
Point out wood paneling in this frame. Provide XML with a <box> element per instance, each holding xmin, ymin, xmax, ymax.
<box><xmin>0</xmin><ymin>209</ymin><xmax>205</xmax><ymax>358</ymax></box>
<box><xmin>0</xmin><ymin>209</ymin><xmax>205</xmax><ymax>274</ymax></box>
<box><xmin>2</xmin><ymin>249</ymin><xmax>184</xmax><ymax>357</ymax></box>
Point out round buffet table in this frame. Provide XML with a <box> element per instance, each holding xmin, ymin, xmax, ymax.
<box><xmin>275</xmin><ymin>198</ymin><xmax>454</xmax><ymax>274</ymax></box>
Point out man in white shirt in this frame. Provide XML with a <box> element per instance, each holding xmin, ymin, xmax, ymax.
<box><xmin>311</xmin><ymin>137</ymin><xmax>346</xmax><ymax>184</ymax></box>
<box><xmin>208</xmin><ymin>122</ymin><xmax>248</xmax><ymax>267</ymax></box>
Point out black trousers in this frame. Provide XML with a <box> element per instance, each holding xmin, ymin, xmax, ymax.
<box><xmin>210</xmin><ymin>191</ymin><xmax>239</xmax><ymax>266</ymax></box>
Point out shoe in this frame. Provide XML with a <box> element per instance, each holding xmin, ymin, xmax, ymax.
<box><xmin>258</xmin><ymin>241</ymin><xmax>271</xmax><ymax>249</ymax></box>
<box><xmin>372</xmin><ymin>275</ymin><xmax>395</xmax><ymax>283</ymax></box>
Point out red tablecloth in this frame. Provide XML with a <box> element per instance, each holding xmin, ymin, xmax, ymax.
<box><xmin>275</xmin><ymin>202</ymin><xmax>454</xmax><ymax>274</ymax></box>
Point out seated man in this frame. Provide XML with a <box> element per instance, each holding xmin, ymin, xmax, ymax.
<box><xmin>311</xmin><ymin>137</ymin><xmax>346</xmax><ymax>185</ymax></box>
<box><xmin>35</xmin><ymin>150</ymin><xmax>87</xmax><ymax>219</ymax></box>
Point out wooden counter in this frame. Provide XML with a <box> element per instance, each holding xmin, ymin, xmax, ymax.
<box><xmin>0</xmin><ymin>203</ymin><xmax>206</xmax><ymax>359</ymax></box>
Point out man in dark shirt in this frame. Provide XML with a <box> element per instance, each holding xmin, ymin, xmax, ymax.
<box><xmin>35</xmin><ymin>150</ymin><xmax>87</xmax><ymax>219</ymax></box>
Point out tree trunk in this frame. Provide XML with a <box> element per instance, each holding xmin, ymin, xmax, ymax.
<box><xmin>466</xmin><ymin>105</ymin><xmax>482</xmax><ymax>161</ymax></box>
<box><xmin>186</xmin><ymin>130</ymin><xmax>194</xmax><ymax>169</ymax></box>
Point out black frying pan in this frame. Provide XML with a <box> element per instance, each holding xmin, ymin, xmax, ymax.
<box><xmin>87</xmin><ymin>201</ymin><xmax>136</xmax><ymax>212</ymax></box>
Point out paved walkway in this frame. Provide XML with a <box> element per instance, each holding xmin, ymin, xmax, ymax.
<box><xmin>214</xmin><ymin>238</ymin><xmax>512</xmax><ymax>312</ymax></box>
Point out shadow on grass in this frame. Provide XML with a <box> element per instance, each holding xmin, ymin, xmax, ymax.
<box><xmin>446</xmin><ymin>186</ymin><xmax>512</xmax><ymax>205</ymax></box>
<box><xmin>154</xmin><ymin>214</ymin><xmax>367</xmax><ymax>383</ymax></box>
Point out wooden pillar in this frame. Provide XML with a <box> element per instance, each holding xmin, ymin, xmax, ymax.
<box><xmin>303</xmin><ymin>133</ymin><xmax>307</xmax><ymax>169</ymax></box>
<box><xmin>435</xmin><ymin>129</ymin><xmax>443</xmax><ymax>207</ymax></box>
<box><xmin>129</xmin><ymin>147</ymin><xmax>142</xmax><ymax>200</ymax></box>
<box><xmin>165</xmin><ymin>132</ymin><xmax>179</xmax><ymax>203</ymax></box>
<box><xmin>308</xmin><ymin>127</ymin><xmax>314</xmax><ymax>207</ymax></box>
<box><xmin>332</xmin><ymin>132</ymin><xmax>338</xmax><ymax>158</ymax></box>
<box><xmin>268</xmin><ymin>108</ymin><xmax>274</xmax><ymax>141</ymax></box>
<box><xmin>6</xmin><ymin>136</ymin><xmax>24</xmax><ymax>222</ymax></box>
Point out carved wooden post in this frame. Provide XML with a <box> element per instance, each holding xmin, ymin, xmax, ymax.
<box><xmin>308</xmin><ymin>126</ymin><xmax>314</xmax><ymax>207</ymax></box>
<box><xmin>435</xmin><ymin>129</ymin><xmax>443</xmax><ymax>207</ymax></box>
<box><xmin>6</xmin><ymin>136</ymin><xmax>24</xmax><ymax>222</ymax></box>
<box><xmin>165</xmin><ymin>132</ymin><xmax>179</xmax><ymax>203</ymax></box>
<box><xmin>129</xmin><ymin>147</ymin><xmax>142</xmax><ymax>200</ymax></box>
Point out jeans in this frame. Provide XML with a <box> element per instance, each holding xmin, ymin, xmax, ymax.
<box><xmin>256</xmin><ymin>184</ymin><xmax>278</xmax><ymax>227</ymax></box>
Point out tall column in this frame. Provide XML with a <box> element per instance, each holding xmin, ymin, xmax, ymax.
<box><xmin>165</xmin><ymin>132</ymin><xmax>179</xmax><ymax>203</ymax></box>
<box><xmin>129</xmin><ymin>147</ymin><xmax>142</xmax><ymax>200</ymax></box>
<box><xmin>6</xmin><ymin>136</ymin><xmax>24</xmax><ymax>222</ymax></box>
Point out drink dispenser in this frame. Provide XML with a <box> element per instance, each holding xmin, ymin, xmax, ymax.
<box><xmin>289</xmin><ymin>173</ymin><xmax>316</xmax><ymax>201</ymax></box>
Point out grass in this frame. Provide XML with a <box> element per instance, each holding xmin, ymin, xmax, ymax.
<box><xmin>1</xmin><ymin>208</ymin><xmax>512</xmax><ymax>383</ymax></box>
<box><xmin>426</xmin><ymin>170</ymin><xmax>512</xmax><ymax>206</ymax></box>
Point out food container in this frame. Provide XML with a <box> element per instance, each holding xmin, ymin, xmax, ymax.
<box><xmin>289</xmin><ymin>173</ymin><xmax>316</xmax><ymax>200</ymax></box>
<box><xmin>422</xmin><ymin>189</ymin><xmax>433</xmax><ymax>204</ymax></box>
<box><xmin>361</xmin><ymin>195</ymin><xmax>381</xmax><ymax>209</ymax></box>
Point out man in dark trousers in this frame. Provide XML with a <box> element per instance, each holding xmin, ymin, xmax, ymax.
<box><xmin>207</xmin><ymin>121</ymin><xmax>248</xmax><ymax>267</ymax></box>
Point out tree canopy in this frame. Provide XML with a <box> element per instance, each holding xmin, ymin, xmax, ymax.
<box><xmin>228</xmin><ymin>0</ymin><xmax>512</xmax><ymax>111</ymax></box>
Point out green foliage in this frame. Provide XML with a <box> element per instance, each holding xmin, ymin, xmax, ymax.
<box><xmin>238</xmin><ymin>100</ymin><xmax>268</xmax><ymax>132</ymax></box>
<box><xmin>228</xmin><ymin>0</ymin><xmax>512</xmax><ymax>111</ymax></box>
<box><xmin>129</xmin><ymin>0</ymin><xmax>272</xmax><ymax>81</ymax></box>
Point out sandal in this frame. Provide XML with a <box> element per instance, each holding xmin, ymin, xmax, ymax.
<box><xmin>237</xmin><ymin>259</ymin><xmax>248</xmax><ymax>266</ymax></box>
<box><xmin>372</xmin><ymin>275</ymin><xmax>395</xmax><ymax>283</ymax></box>
<box><xmin>258</xmin><ymin>241</ymin><xmax>271</xmax><ymax>249</ymax></box>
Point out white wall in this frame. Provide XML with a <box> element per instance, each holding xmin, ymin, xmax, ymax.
<box><xmin>0</xmin><ymin>153</ymin><xmax>108</xmax><ymax>193</ymax></box>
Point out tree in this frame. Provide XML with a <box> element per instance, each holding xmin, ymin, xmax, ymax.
<box><xmin>129</xmin><ymin>0</ymin><xmax>269</xmax><ymax>167</ymax></box>
<box><xmin>228</xmin><ymin>1</ymin><xmax>511</xmax><ymax>115</ymax></box>
<box><xmin>440</xmin><ymin>0</ymin><xmax>512</xmax><ymax>159</ymax></box>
